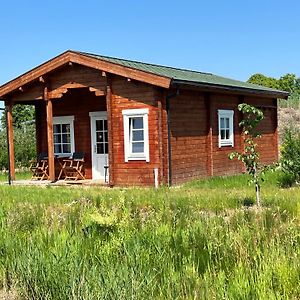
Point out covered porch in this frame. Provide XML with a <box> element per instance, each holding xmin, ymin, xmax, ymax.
<box><xmin>1</xmin><ymin>50</ymin><xmax>170</xmax><ymax>187</ymax></box>
<box><xmin>3</xmin><ymin>62</ymin><xmax>114</xmax><ymax>185</ymax></box>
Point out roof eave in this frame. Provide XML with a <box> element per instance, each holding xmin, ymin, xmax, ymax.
<box><xmin>171</xmin><ymin>80</ymin><xmax>289</xmax><ymax>99</ymax></box>
<box><xmin>0</xmin><ymin>51</ymin><xmax>172</xmax><ymax>98</ymax></box>
<box><xmin>68</xmin><ymin>51</ymin><xmax>171</xmax><ymax>88</ymax></box>
<box><xmin>0</xmin><ymin>51</ymin><xmax>72</xmax><ymax>98</ymax></box>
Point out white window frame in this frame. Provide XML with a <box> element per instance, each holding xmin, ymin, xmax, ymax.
<box><xmin>218</xmin><ymin>109</ymin><xmax>234</xmax><ymax>148</ymax></box>
<box><xmin>53</xmin><ymin>116</ymin><xmax>75</xmax><ymax>156</ymax></box>
<box><xmin>122</xmin><ymin>108</ymin><xmax>150</xmax><ymax>162</ymax></box>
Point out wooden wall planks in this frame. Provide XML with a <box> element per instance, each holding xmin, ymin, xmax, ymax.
<box><xmin>30</xmin><ymin>65</ymin><xmax>279</xmax><ymax>186</ymax></box>
<box><xmin>169</xmin><ymin>90</ymin><xmax>278</xmax><ymax>184</ymax></box>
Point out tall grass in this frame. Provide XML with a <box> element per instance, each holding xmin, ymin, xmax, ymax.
<box><xmin>279</xmin><ymin>93</ymin><xmax>300</xmax><ymax>109</ymax></box>
<box><xmin>0</xmin><ymin>171</ymin><xmax>299</xmax><ymax>299</ymax></box>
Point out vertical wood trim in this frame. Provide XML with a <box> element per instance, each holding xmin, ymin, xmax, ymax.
<box><xmin>205</xmin><ymin>93</ymin><xmax>213</xmax><ymax>176</ymax></box>
<box><xmin>273</xmin><ymin>99</ymin><xmax>279</xmax><ymax>161</ymax></box>
<box><xmin>157</xmin><ymin>89</ymin><xmax>164</xmax><ymax>185</ymax></box>
<box><xmin>6</xmin><ymin>100</ymin><xmax>15</xmax><ymax>180</ymax></box>
<box><xmin>45</xmin><ymin>86</ymin><xmax>55</xmax><ymax>181</ymax></box>
<box><xmin>161</xmin><ymin>92</ymin><xmax>168</xmax><ymax>185</ymax></box>
<box><xmin>106</xmin><ymin>75</ymin><xmax>114</xmax><ymax>186</ymax></box>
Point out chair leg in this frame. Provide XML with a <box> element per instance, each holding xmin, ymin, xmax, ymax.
<box><xmin>58</xmin><ymin>168</ymin><xmax>64</xmax><ymax>180</ymax></box>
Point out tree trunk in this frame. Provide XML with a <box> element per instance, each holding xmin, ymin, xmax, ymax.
<box><xmin>255</xmin><ymin>183</ymin><xmax>261</xmax><ymax>207</ymax></box>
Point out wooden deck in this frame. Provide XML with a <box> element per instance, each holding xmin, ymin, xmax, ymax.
<box><xmin>1</xmin><ymin>179</ymin><xmax>108</xmax><ymax>187</ymax></box>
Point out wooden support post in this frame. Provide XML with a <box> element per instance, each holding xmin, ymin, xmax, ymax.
<box><xmin>157</xmin><ymin>90</ymin><xmax>164</xmax><ymax>185</ymax></box>
<box><xmin>205</xmin><ymin>93</ymin><xmax>213</xmax><ymax>177</ymax></box>
<box><xmin>6</xmin><ymin>100</ymin><xmax>15</xmax><ymax>181</ymax></box>
<box><xmin>106</xmin><ymin>75</ymin><xmax>114</xmax><ymax>186</ymax></box>
<box><xmin>44</xmin><ymin>86</ymin><xmax>55</xmax><ymax>181</ymax></box>
<box><xmin>273</xmin><ymin>98</ymin><xmax>279</xmax><ymax>161</ymax></box>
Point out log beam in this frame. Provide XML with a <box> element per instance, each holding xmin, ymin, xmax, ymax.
<box><xmin>6</xmin><ymin>100</ymin><xmax>15</xmax><ymax>181</ymax></box>
<box><xmin>44</xmin><ymin>86</ymin><xmax>55</xmax><ymax>181</ymax></box>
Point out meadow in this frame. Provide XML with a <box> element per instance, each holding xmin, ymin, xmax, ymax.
<box><xmin>0</xmin><ymin>172</ymin><xmax>299</xmax><ymax>299</ymax></box>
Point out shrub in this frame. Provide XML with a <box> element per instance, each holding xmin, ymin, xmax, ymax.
<box><xmin>280</xmin><ymin>128</ymin><xmax>300</xmax><ymax>184</ymax></box>
<box><xmin>277</xmin><ymin>172</ymin><xmax>295</xmax><ymax>188</ymax></box>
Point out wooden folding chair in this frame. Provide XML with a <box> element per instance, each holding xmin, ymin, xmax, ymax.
<box><xmin>30</xmin><ymin>152</ymin><xmax>49</xmax><ymax>180</ymax></box>
<box><xmin>58</xmin><ymin>152</ymin><xmax>85</xmax><ymax>181</ymax></box>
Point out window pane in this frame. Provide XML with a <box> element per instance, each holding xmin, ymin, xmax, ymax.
<box><xmin>54</xmin><ymin>134</ymin><xmax>61</xmax><ymax>143</ymax></box>
<box><xmin>220</xmin><ymin>118</ymin><xmax>225</xmax><ymax>129</ymax></box>
<box><xmin>226</xmin><ymin>129</ymin><xmax>230</xmax><ymax>139</ymax></box>
<box><xmin>132</xmin><ymin>142</ymin><xmax>144</xmax><ymax>153</ymax></box>
<box><xmin>54</xmin><ymin>144</ymin><xmax>61</xmax><ymax>154</ymax></box>
<box><xmin>104</xmin><ymin>143</ymin><xmax>108</xmax><ymax>154</ymax></box>
<box><xmin>97</xmin><ymin>132</ymin><xmax>104</xmax><ymax>143</ymax></box>
<box><xmin>53</xmin><ymin>124</ymin><xmax>61</xmax><ymax>134</ymax></box>
<box><xmin>104</xmin><ymin>131</ymin><xmax>108</xmax><ymax>143</ymax></box>
<box><xmin>62</xmin><ymin>124</ymin><xmax>70</xmax><ymax>133</ymax></box>
<box><xmin>132</xmin><ymin>117</ymin><xmax>143</xmax><ymax>129</ymax></box>
<box><xmin>220</xmin><ymin>129</ymin><xmax>225</xmax><ymax>140</ymax></box>
<box><xmin>97</xmin><ymin>143</ymin><xmax>104</xmax><ymax>154</ymax></box>
<box><xmin>62</xmin><ymin>134</ymin><xmax>70</xmax><ymax>143</ymax></box>
<box><xmin>96</xmin><ymin>120</ymin><xmax>103</xmax><ymax>131</ymax></box>
<box><xmin>62</xmin><ymin>144</ymin><xmax>71</xmax><ymax>153</ymax></box>
<box><xmin>103</xmin><ymin>120</ymin><xmax>108</xmax><ymax>131</ymax></box>
<box><xmin>132</xmin><ymin>130</ymin><xmax>144</xmax><ymax>141</ymax></box>
<box><xmin>226</xmin><ymin>118</ymin><xmax>230</xmax><ymax>128</ymax></box>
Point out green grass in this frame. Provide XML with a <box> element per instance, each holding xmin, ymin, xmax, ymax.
<box><xmin>0</xmin><ymin>170</ymin><xmax>31</xmax><ymax>182</ymax></box>
<box><xmin>0</xmin><ymin>171</ymin><xmax>299</xmax><ymax>299</ymax></box>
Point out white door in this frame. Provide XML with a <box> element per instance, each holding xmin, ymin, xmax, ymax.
<box><xmin>89</xmin><ymin>112</ymin><xmax>109</xmax><ymax>180</ymax></box>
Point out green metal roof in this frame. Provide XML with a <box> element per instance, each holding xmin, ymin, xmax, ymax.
<box><xmin>76</xmin><ymin>51</ymin><xmax>289</xmax><ymax>97</ymax></box>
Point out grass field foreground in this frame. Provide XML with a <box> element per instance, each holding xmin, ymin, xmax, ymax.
<box><xmin>0</xmin><ymin>171</ymin><xmax>299</xmax><ymax>299</ymax></box>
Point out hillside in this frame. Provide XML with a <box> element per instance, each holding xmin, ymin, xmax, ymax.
<box><xmin>278</xmin><ymin>107</ymin><xmax>300</xmax><ymax>142</ymax></box>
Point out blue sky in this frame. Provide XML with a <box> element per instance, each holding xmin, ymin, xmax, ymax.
<box><xmin>0</xmin><ymin>0</ymin><xmax>299</xmax><ymax>93</ymax></box>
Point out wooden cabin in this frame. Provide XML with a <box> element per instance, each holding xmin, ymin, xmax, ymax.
<box><xmin>0</xmin><ymin>51</ymin><xmax>289</xmax><ymax>186</ymax></box>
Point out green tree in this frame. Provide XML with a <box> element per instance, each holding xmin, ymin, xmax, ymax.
<box><xmin>247</xmin><ymin>73</ymin><xmax>279</xmax><ymax>89</ymax></box>
<box><xmin>278</xmin><ymin>73</ymin><xmax>300</xmax><ymax>93</ymax></box>
<box><xmin>0</xmin><ymin>123</ymin><xmax>36</xmax><ymax>169</ymax></box>
<box><xmin>0</xmin><ymin>104</ymin><xmax>36</xmax><ymax>170</ymax></box>
<box><xmin>1</xmin><ymin>104</ymin><xmax>35</xmax><ymax>129</ymax></box>
<box><xmin>248</xmin><ymin>73</ymin><xmax>300</xmax><ymax>109</ymax></box>
<box><xmin>229</xmin><ymin>104</ymin><xmax>265</xmax><ymax>206</ymax></box>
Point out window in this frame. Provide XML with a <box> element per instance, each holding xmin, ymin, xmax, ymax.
<box><xmin>53</xmin><ymin>116</ymin><xmax>75</xmax><ymax>156</ymax></box>
<box><xmin>218</xmin><ymin>109</ymin><xmax>234</xmax><ymax>147</ymax></box>
<box><xmin>122</xmin><ymin>108</ymin><xmax>149</xmax><ymax>162</ymax></box>
<box><xmin>95</xmin><ymin>118</ymin><xmax>108</xmax><ymax>154</ymax></box>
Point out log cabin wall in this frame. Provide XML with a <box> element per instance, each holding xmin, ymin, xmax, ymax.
<box><xmin>209</xmin><ymin>93</ymin><xmax>243</xmax><ymax>177</ymax></box>
<box><xmin>169</xmin><ymin>90</ymin><xmax>209</xmax><ymax>184</ymax></box>
<box><xmin>170</xmin><ymin>90</ymin><xmax>278</xmax><ymax>184</ymax></box>
<box><xmin>32</xmin><ymin>68</ymin><xmax>163</xmax><ymax>186</ymax></box>
<box><xmin>245</xmin><ymin>96</ymin><xmax>278</xmax><ymax>164</ymax></box>
<box><xmin>8</xmin><ymin>61</ymin><xmax>278</xmax><ymax>186</ymax></box>
<box><xmin>37</xmin><ymin>88</ymin><xmax>106</xmax><ymax>179</ymax></box>
<box><xmin>110</xmin><ymin>76</ymin><xmax>160</xmax><ymax>186</ymax></box>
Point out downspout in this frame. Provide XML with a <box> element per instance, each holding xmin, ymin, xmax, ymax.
<box><xmin>166</xmin><ymin>86</ymin><xmax>179</xmax><ymax>186</ymax></box>
<box><xmin>0</xmin><ymin>104</ymin><xmax>11</xmax><ymax>185</ymax></box>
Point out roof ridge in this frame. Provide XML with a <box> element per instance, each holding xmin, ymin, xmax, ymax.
<box><xmin>74</xmin><ymin>50</ymin><xmax>213</xmax><ymax>76</ymax></box>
